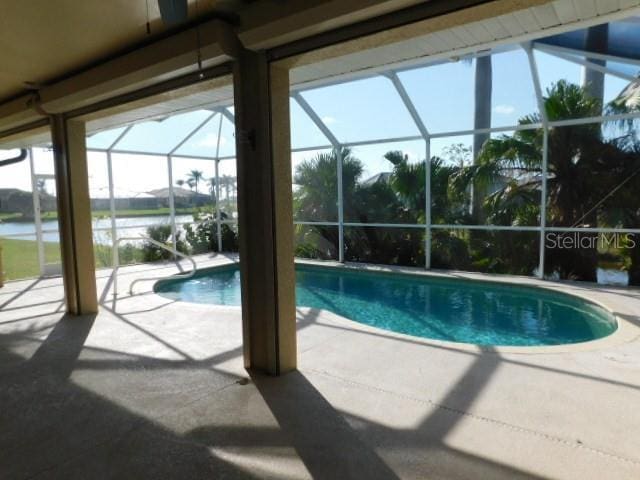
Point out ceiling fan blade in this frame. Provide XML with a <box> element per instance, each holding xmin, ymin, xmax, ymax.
<box><xmin>157</xmin><ymin>0</ymin><xmax>188</xmax><ymax>25</ymax></box>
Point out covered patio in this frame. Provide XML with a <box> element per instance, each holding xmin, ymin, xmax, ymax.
<box><xmin>2</xmin><ymin>1</ymin><xmax>640</xmax><ymax>478</ymax></box>
<box><xmin>2</xmin><ymin>256</ymin><xmax>640</xmax><ymax>478</ymax></box>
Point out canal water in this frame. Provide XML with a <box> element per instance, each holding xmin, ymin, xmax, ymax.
<box><xmin>0</xmin><ymin>215</ymin><xmax>194</xmax><ymax>243</ymax></box>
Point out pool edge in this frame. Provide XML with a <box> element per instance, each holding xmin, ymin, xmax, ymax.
<box><xmin>153</xmin><ymin>258</ymin><xmax>640</xmax><ymax>355</ymax></box>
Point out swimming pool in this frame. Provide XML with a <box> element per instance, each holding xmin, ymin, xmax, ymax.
<box><xmin>154</xmin><ymin>264</ymin><xmax>617</xmax><ymax>346</ymax></box>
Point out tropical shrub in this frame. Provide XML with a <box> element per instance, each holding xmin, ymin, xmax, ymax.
<box><xmin>142</xmin><ymin>225</ymin><xmax>188</xmax><ymax>262</ymax></box>
<box><xmin>184</xmin><ymin>211</ymin><xmax>239</xmax><ymax>254</ymax></box>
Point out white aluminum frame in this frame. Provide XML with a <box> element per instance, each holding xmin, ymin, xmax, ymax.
<box><xmin>286</xmin><ymin>42</ymin><xmax>640</xmax><ymax>279</ymax></box>
<box><xmin>87</xmin><ymin>109</ymin><xmax>239</xmax><ymax>268</ymax></box>
<box><xmin>12</xmin><ymin>38</ymin><xmax>640</xmax><ymax>279</ymax></box>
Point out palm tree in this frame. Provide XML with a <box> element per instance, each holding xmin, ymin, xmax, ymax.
<box><xmin>186</xmin><ymin>170</ymin><xmax>204</xmax><ymax>194</ymax></box>
<box><xmin>293</xmin><ymin>147</ymin><xmax>433</xmax><ymax>265</ymax></box>
<box><xmin>451</xmin><ymin>79</ymin><xmax>640</xmax><ymax>280</ymax></box>
<box><xmin>612</xmin><ymin>80</ymin><xmax>640</xmax><ymax>112</ymax></box>
<box><xmin>294</xmin><ymin>148</ymin><xmax>358</xmax><ymax>222</ymax></box>
<box><xmin>383</xmin><ymin>151</ymin><xmax>426</xmax><ymax>223</ymax></box>
<box><xmin>582</xmin><ymin>24</ymin><xmax>609</xmax><ymax>103</ymax></box>
<box><xmin>473</xmin><ymin>54</ymin><xmax>493</xmax><ymax>222</ymax></box>
<box><xmin>221</xmin><ymin>176</ymin><xmax>229</xmax><ymax>201</ymax></box>
<box><xmin>219</xmin><ymin>175</ymin><xmax>237</xmax><ymax>201</ymax></box>
<box><xmin>383</xmin><ymin>149</ymin><xmax>473</xmax><ymax>268</ymax></box>
<box><xmin>292</xmin><ymin>148</ymin><xmax>355</xmax><ymax>258</ymax></box>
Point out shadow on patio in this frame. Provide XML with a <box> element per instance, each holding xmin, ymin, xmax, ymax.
<box><xmin>0</xmin><ymin>292</ymin><xmax>550</xmax><ymax>479</ymax></box>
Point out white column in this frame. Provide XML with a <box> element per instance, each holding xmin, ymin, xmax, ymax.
<box><xmin>106</xmin><ymin>151</ymin><xmax>118</xmax><ymax>269</ymax></box>
<box><xmin>337</xmin><ymin>147</ymin><xmax>344</xmax><ymax>263</ymax></box>
<box><xmin>425</xmin><ymin>138</ymin><xmax>431</xmax><ymax>269</ymax></box>
<box><xmin>524</xmin><ymin>43</ymin><xmax>549</xmax><ymax>279</ymax></box>
<box><xmin>214</xmin><ymin>112</ymin><xmax>224</xmax><ymax>252</ymax></box>
<box><xmin>167</xmin><ymin>155</ymin><xmax>177</xmax><ymax>254</ymax></box>
<box><xmin>28</xmin><ymin>148</ymin><xmax>45</xmax><ymax>275</ymax></box>
<box><xmin>215</xmin><ymin>159</ymin><xmax>222</xmax><ymax>251</ymax></box>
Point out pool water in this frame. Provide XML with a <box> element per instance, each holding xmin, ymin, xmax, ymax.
<box><xmin>154</xmin><ymin>264</ymin><xmax>617</xmax><ymax>346</ymax></box>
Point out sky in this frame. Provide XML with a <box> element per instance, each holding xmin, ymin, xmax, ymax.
<box><xmin>0</xmin><ymin>45</ymin><xmax>635</xmax><ymax>198</ymax></box>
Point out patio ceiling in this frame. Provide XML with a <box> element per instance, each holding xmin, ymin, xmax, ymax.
<box><xmin>0</xmin><ymin>0</ymin><xmax>245</xmax><ymax>101</ymax></box>
<box><xmin>0</xmin><ymin>0</ymin><xmax>435</xmax><ymax>105</ymax></box>
<box><xmin>286</xmin><ymin>0</ymin><xmax>640</xmax><ymax>89</ymax></box>
<box><xmin>2</xmin><ymin>0</ymin><xmax>639</xmax><ymax>153</ymax></box>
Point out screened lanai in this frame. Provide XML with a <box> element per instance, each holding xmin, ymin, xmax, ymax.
<box><xmin>291</xmin><ymin>15</ymin><xmax>640</xmax><ymax>287</ymax></box>
<box><xmin>3</xmin><ymin>14</ymin><xmax>640</xmax><ymax>285</ymax></box>
<box><xmin>4</xmin><ymin>3</ymin><xmax>640</xmax><ymax>478</ymax></box>
<box><xmin>84</xmin><ymin>105</ymin><xmax>239</xmax><ymax>267</ymax></box>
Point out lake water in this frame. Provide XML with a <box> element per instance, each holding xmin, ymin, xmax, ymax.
<box><xmin>0</xmin><ymin>215</ymin><xmax>194</xmax><ymax>244</ymax></box>
<box><xmin>1</xmin><ymin>216</ymin><xmax>631</xmax><ymax>286</ymax></box>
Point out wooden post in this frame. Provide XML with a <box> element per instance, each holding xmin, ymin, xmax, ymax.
<box><xmin>233</xmin><ymin>50</ymin><xmax>296</xmax><ymax>375</ymax></box>
<box><xmin>51</xmin><ymin>115</ymin><xmax>98</xmax><ymax>315</ymax></box>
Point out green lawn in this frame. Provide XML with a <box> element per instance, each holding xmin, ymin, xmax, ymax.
<box><xmin>0</xmin><ymin>236</ymin><xmax>155</xmax><ymax>282</ymax></box>
<box><xmin>0</xmin><ymin>205</ymin><xmax>219</xmax><ymax>281</ymax></box>
<box><xmin>0</xmin><ymin>238</ymin><xmax>61</xmax><ymax>281</ymax></box>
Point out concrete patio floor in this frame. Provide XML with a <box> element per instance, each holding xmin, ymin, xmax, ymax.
<box><xmin>1</xmin><ymin>254</ymin><xmax>640</xmax><ymax>479</ymax></box>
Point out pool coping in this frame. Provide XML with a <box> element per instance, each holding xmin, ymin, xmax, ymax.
<box><xmin>152</xmin><ymin>257</ymin><xmax>640</xmax><ymax>355</ymax></box>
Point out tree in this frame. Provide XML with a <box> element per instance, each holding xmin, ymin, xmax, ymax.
<box><xmin>384</xmin><ymin>150</ymin><xmax>425</xmax><ymax>222</ymax></box>
<box><xmin>142</xmin><ymin>225</ymin><xmax>188</xmax><ymax>262</ymax></box>
<box><xmin>290</xmin><ymin>79</ymin><xmax>640</xmax><ymax>281</ymax></box>
<box><xmin>186</xmin><ymin>170</ymin><xmax>204</xmax><ymax>194</ymax></box>
<box><xmin>184</xmin><ymin>211</ymin><xmax>238</xmax><ymax>254</ymax></box>
<box><xmin>451</xmin><ymin>80</ymin><xmax>640</xmax><ymax>281</ymax></box>
<box><xmin>582</xmin><ymin>24</ymin><xmax>609</xmax><ymax>103</ymax></box>
<box><xmin>472</xmin><ymin>55</ymin><xmax>493</xmax><ymax>222</ymax></box>
<box><xmin>176</xmin><ymin>179</ymin><xmax>185</xmax><ymax>188</ymax></box>
<box><xmin>442</xmin><ymin>143</ymin><xmax>472</xmax><ymax>169</ymax></box>
<box><xmin>293</xmin><ymin>147</ymin><xmax>457</xmax><ymax>267</ymax></box>
<box><xmin>219</xmin><ymin>175</ymin><xmax>236</xmax><ymax>201</ymax></box>
<box><xmin>292</xmin><ymin>147</ymin><xmax>361</xmax><ymax>259</ymax></box>
<box><xmin>294</xmin><ymin>147</ymin><xmax>362</xmax><ymax>222</ymax></box>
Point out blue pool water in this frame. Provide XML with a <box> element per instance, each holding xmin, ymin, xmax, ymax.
<box><xmin>154</xmin><ymin>264</ymin><xmax>617</xmax><ymax>346</ymax></box>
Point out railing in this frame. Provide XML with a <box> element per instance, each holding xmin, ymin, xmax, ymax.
<box><xmin>113</xmin><ymin>235</ymin><xmax>197</xmax><ymax>296</ymax></box>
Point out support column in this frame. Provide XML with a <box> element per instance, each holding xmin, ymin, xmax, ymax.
<box><xmin>106</xmin><ymin>151</ymin><xmax>118</xmax><ymax>269</ymax></box>
<box><xmin>233</xmin><ymin>50</ymin><xmax>296</xmax><ymax>375</ymax></box>
<box><xmin>167</xmin><ymin>155</ymin><xmax>177</xmax><ymax>252</ymax></box>
<box><xmin>51</xmin><ymin>115</ymin><xmax>98</xmax><ymax>315</ymax></box>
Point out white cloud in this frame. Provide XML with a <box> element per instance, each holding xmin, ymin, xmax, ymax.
<box><xmin>494</xmin><ymin>104</ymin><xmax>516</xmax><ymax>115</ymax></box>
<box><xmin>321</xmin><ymin>116</ymin><xmax>337</xmax><ymax>125</ymax></box>
<box><xmin>196</xmin><ymin>134</ymin><xmax>228</xmax><ymax>148</ymax></box>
